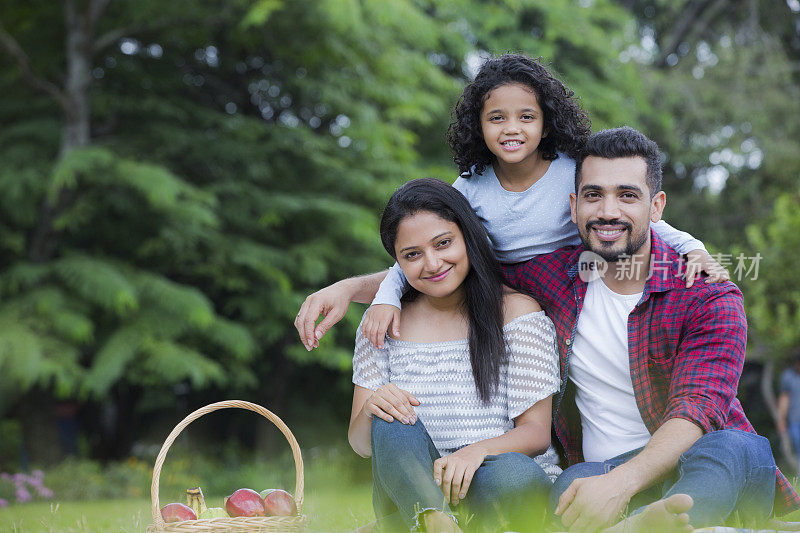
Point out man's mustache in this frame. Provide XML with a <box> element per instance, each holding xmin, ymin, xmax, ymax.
<box><xmin>585</xmin><ymin>219</ymin><xmax>633</xmax><ymax>234</ymax></box>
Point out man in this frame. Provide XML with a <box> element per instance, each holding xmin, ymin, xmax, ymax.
<box><xmin>295</xmin><ymin>127</ymin><xmax>799</xmax><ymax>530</ymax></box>
<box><xmin>499</xmin><ymin>126</ymin><xmax>798</xmax><ymax>530</ymax></box>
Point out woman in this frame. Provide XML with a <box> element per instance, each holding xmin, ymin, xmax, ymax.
<box><xmin>348</xmin><ymin>178</ymin><xmax>560</xmax><ymax>532</ymax></box>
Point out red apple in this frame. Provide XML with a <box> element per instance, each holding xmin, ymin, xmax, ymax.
<box><xmin>161</xmin><ymin>502</ymin><xmax>197</xmax><ymax>522</ymax></box>
<box><xmin>225</xmin><ymin>488</ymin><xmax>265</xmax><ymax>517</ymax></box>
<box><xmin>262</xmin><ymin>489</ymin><xmax>297</xmax><ymax>516</ymax></box>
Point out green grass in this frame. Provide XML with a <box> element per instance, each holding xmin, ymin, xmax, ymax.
<box><xmin>0</xmin><ymin>483</ymin><xmax>374</xmax><ymax>532</ymax></box>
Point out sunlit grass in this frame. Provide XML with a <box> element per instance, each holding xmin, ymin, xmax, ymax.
<box><xmin>0</xmin><ymin>482</ymin><xmax>373</xmax><ymax>532</ymax></box>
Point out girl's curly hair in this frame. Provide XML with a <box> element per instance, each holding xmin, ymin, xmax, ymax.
<box><xmin>446</xmin><ymin>54</ymin><xmax>591</xmax><ymax>176</ymax></box>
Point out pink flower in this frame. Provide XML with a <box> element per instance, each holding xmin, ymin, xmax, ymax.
<box><xmin>0</xmin><ymin>498</ymin><xmax>7</xmax><ymax>507</ymax></box>
<box><xmin>16</xmin><ymin>487</ymin><xmax>31</xmax><ymax>503</ymax></box>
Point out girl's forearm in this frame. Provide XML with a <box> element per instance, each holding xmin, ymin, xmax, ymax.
<box><xmin>348</xmin><ymin>408</ymin><xmax>373</xmax><ymax>458</ymax></box>
<box><xmin>343</xmin><ymin>271</ymin><xmax>389</xmax><ymax>304</ymax></box>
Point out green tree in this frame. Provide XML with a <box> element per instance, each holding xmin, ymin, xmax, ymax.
<box><xmin>0</xmin><ymin>0</ymin><xmax>478</xmax><ymax>460</ymax></box>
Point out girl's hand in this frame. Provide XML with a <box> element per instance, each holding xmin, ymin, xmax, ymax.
<box><xmin>361</xmin><ymin>304</ymin><xmax>401</xmax><ymax>349</ymax></box>
<box><xmin>363</xmin><ymin>384</ymin><xmax>420</xmax><ymax>425</ymax></box>
<box><xmin>432</xmin><ymin>444</ymin><xmax>487</xmax><ymax>506</ymax></box>
<box><xmin>684</xmin><ymin>249</ymin><xmax>730</xmax><ymax>288</ymax></box>
<box><xmin>295</xmin><ymin>283</ymin><xmax>352</xmax><ymax>350</ymax></box>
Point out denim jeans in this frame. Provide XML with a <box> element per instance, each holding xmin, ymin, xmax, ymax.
<box><xmin>549</xmin><ymin>429</ymin><xmax>777</xmax><ymax>529</ymax></box>
<box><xmin>788</xmin><ymin>422</ymin><xmax>800</xmax><ymax>474</ymax></box>
<box><xmin>370</xmin><ymin>417</ymin><xmax>552</xmax><ymax>532</ymax></box>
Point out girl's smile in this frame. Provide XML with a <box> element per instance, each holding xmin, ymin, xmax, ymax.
<box><xmin>500</xmin><ymin>139</ymin><xmax>524</xmax><ymax>151</ymax></box>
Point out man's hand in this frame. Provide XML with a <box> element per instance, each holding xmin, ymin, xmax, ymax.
<box><xmin>361</xmin><ymin>304</ymin><xmax>401</xmax><ymax>349</ymax></box>
<box><xmin>684</xmin><ymin>249</ymin><xmax>730</xmax><ymax>288</ymax></box>
<box><xmin>432</xmin><ymin>444</ymin><xmax>487</xmax><ymax>506</ymax></box>
<box><xmin>295</xmin><ymin>281</ymin><xmax>354</xmax><ymax>350</ymax></box>
<box><xmin>555</xmin><ymin>472</ymin><xmax>635</xmax><ymax>532</ymax></box>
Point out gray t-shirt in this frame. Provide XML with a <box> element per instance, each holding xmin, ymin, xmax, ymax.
<box><xmin>781</xmin><ymin>367</ymin><xmax>800</xmax><ymax>424</ymax></box>
<box><xmin>454</xmin><ymin>154</ymin><xmax>581</xmax><ymax>263</ymax></box>
<box><xmin>353</xmin><ymin>311</ymin><xmax>562</xmax><ymax>479</ymax></box>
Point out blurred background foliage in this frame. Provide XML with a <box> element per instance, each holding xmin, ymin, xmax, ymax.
<box><xmin>1</xmin><ymin>0</ymin><xmax>800</xmax><ymax>474</ymax></box>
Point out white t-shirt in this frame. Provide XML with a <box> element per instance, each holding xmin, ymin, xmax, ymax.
<box><xmin>569</xmin><ymin>278</ymin><xmax>651</xmax><ymax>462</ymax></box>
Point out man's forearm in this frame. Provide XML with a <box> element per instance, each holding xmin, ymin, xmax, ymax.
<box><xmin>341</xmin><ymin>270</ymin><xmax>389</xmax><ymax>304</ymax></box>
<box><xmin>607</xmin><ymin>417</ymin><xmax>703</xmax><ymax>496</ymax></box>
<box><xmin>778</xmin><ymin>393</ymin><xmax>790</xmax><ymax>431</ymax></box>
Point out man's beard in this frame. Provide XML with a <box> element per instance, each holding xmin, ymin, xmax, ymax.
<box><xmin>580</xmin><ymin>219</ymin><xmax>648</xmax><ymax>262</ymax></box>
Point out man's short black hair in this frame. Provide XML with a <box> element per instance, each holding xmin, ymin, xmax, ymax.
<box><xmin>575</xmin><ymin>126</ymin><xmax>662</xmax><ymax>197</ymax></box>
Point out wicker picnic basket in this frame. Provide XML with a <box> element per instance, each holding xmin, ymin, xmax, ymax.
<box><xmin>147</xmin><ymin>400</ymin><xmax>308</xmax><ymax>532</ymax></box>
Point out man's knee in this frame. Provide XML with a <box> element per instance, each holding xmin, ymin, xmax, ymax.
<box><xmin>683</xmin><ymin>429</ymin><xmax>775</xmax><ymax>470</ymax></box>
<box><xmin>549</xmin><ymin>462</ymin><xmax>605</xmax><ymax>512</ymax></box>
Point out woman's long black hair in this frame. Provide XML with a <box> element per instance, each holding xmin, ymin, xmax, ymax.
<box><xmin>379</xmin><ymin>178</ymin><xmax>506</xmax><ymax>403</ymax></box>
<box><xmin>447</xmin><ymin>53</ymin><xmax>591</xmax><ymax>176</ymax></box>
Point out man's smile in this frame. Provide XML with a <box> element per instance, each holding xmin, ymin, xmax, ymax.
<box><xmin>592</xmin><ymin>225</ymin><xmax>627</xmax><ymax>242</ymax></box>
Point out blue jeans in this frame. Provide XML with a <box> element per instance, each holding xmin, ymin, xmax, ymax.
<box><xmin>549</xmin><ymin>429</ymin><xmax>777</xmax><ymax>528</ymax></box>
<box><xmin>788</xmin><ymin>421</ymin><xmax>800</xmax><ymax>472</ymax></box>
<box><xmin>371</xmin><ymin>417</ymin><xmax>552</xmax><ymax>532</ymax></box>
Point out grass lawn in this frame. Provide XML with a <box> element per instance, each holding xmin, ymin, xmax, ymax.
<box><xmin>0</xmin><ymin>482</ymin><xmax>374</xmax><ymax>532</ymax></box>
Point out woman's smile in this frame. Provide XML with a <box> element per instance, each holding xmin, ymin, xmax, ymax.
<box><xmin>424</xmin><ymin>267</ymin><xmax>452</xmax><ymax>282</ymax></box>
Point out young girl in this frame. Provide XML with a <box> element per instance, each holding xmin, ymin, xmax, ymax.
<box><xmin>353</xmin><ymin>53</ymin><xmax>723</xmax><ymax>349</ymax></box>
<box><xmin>349</xmin><ymin>178</ymin><xmax>559</xmax><ymax>532</ymax></box>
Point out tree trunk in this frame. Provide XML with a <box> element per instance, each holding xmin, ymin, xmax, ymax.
<box><xmin>62</xmin><ymin>2</ymin><xmax>93</xmax><ymax>154</ymax></box>
<box><xmin>16</xmin><ymin>389</ymin><xmax>62</xmax><ymax>467</ymax></box>
<box><xmin>254</xmin><ymin>346</ymin><xmax>296</xmax><ymax>460</ymax></box>
<box><xmin>28</xmin><ymin>1</ymin><xmax>95</xmax><ymax>262</ymax></box>
<box><xmin>761</xmin><ymin>360</ymin><xmax>798</xmax><ymax>474</ymax></box>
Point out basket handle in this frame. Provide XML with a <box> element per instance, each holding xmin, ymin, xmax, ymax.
<box><xmin>150</xmin><ymin>400</ymin><xmax>304</xmax><ymax>528</ymax></box>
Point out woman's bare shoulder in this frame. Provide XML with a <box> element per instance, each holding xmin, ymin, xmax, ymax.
<box><xmin>502</xmin><ymin>286</ymin><xmax>542</xmax><ymax>324</ymax></box>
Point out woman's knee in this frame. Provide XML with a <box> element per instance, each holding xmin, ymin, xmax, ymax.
<box><xmin>471</xmin><ymin>453</ymin><xmax>552</xmax><ymax>497</ymax></box>
<box><xmin>371</xmin><ymin>417</ymin><xmax>429</xmax><ymax>455</ymax></box>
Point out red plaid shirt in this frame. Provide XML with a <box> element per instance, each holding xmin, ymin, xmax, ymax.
<box><xmin>502</xmin><ymin>230</ymin><xmax>800</xmax><ymax>516</ymax></box>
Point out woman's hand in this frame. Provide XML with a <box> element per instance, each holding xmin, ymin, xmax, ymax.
<box><xmin>361</xmin><ymin>304</ymin><xmax>401</xmax><ymax>349</ymax></box>
<box><xmin>432</xmin><ymin>444</ymin><xmax>488</xmax><ymax>506</ymax></box>
<box><xmin>362</xmin><ymin>383</ymin><xmax>420</xmax><ymax>425</ymax></box>
<box><xmin>684</xmin><ymin>249</ymin><xmax>730</xmax><ymax>287</ymax></box>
